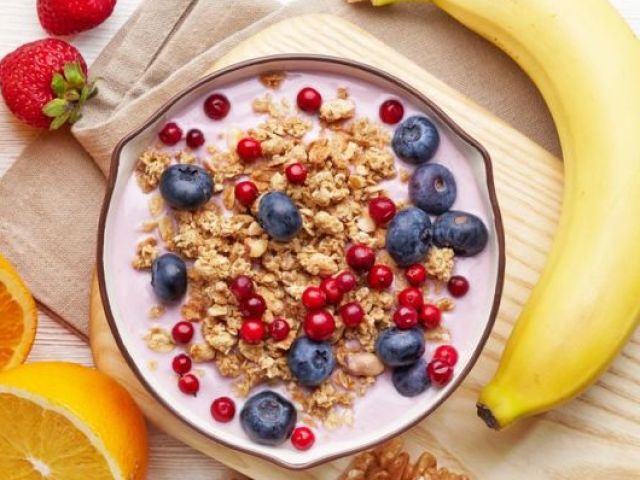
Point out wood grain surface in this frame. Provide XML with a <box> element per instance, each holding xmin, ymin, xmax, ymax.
<box><xmin>1</xmin><ymin>2</ymin><xmax>639</xmax><ymax>479</ymax></box>
<box><xmin>90</xmin><ymin>14</ymin><xmax>640</xmax><ymax>480</ymax></box>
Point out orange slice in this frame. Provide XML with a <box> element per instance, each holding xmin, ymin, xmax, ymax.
<box><xmin>0</xmin><ymin>254</ymin><xmax>37</xmax><ymax>371</ymax></box>
<box><xmin>0</xmin><ymin>362</ymin><xmax>149</xmax><ymax>479</ymax></box>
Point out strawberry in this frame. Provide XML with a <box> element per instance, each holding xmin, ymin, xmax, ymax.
<box><xmin>38</xmin><ymin>0</ymin><xmax>117</xmax><ymax>36</ymax></box>
<box><xmin>0</xmin><ymin>39</ymin><xmax>96</xmax><ymax>129</ymax></box>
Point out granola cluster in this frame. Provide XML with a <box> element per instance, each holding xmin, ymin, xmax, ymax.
<box><xmin>136</xmin><ymin>77</ymin><xmax>456</xmax><ymax>427</ymax></box>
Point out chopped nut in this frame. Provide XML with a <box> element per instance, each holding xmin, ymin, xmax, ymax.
<box><xmin>189</xmin><ymin>343</ymin><xmax>216</xmax><ymax>363</ymax></box>
<box><xmin>148</xmin><ymin>305</ymin><xmax>165</xmax><ymax>319</ymax></box>
<box><xmin>259</xmin><ymin>71</ymin><xmax>286</xmax><ymax>89</ymax></box>
<box><xmin>176</xmin><ymin>150</ymin><xmax>196</xmax><ymax>164</ymax></box>
<box><xmin>319</xmin><ymin>98</ymin><xmax>355</xmax><ymax>123</ymax></box>
<box><xmin>140</xmin><ymin>220</ymin><xmax>158</xmax><ymax>233</ymax></box>
<box><xmin>245</xmin><ymin>237</ymin><xmax>269</xmax><ymax>258</ymax></box>
<box><xmin>436</xmin><ymin>297</ymin><xmax>455</xmax><ymax>312</ymax></box>
<box><xmin>357</xmin><ymin>215</ymin><xmax>376</xmax><ymax>233</ymax></box>
<box><xmin>339</xmin><ymin>439</ymin><xmax>470</xmax><ymax>480</ymax></box>
<box><xmin>343</xmin><ymin>352</ymin><xmax>384</xmax><ymax>377</ymax></box>
<box><xmin>158</xmin><ymin>216</ymin><xmax>174</xmax><ymax>243</ymax></box>
<box><xmin>207</xmin><ymin>305</ymin><xmax>228</xmax><ymax>317</ymax></box>
<box><xmin>148</xmin><ymin>195</ymin><xmax>164</xmax><ymax>217</ymax></box>
<box><xmin>144</xmin><ymin>327</ymin><xmax>175</xmax><ymax>353</ymax></box>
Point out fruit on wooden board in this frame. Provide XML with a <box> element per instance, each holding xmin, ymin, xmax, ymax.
<box><xmin>359</xmin><ymin>0</ymin><xmax>640</xmax><ymax>429</ymax></box>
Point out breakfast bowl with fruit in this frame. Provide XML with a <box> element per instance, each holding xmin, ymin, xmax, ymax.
<box><xmin>97</xmin><ymin>55</ymin><xmax>505</xmax><ymax>469</ymax></box>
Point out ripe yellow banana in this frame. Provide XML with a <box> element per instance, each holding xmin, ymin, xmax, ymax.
<box><xmin>363</xmin><ymin>0</ymin><xmax>640</xmax><ymax>428</ymax></box>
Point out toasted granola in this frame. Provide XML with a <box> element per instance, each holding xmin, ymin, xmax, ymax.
<box><xmin>132</xmin><ymin>237</ymin><xmax>159</xmax><ymax>270</ymax></box>
<box><xmin>130</xmin><ymin>72</ymin><xmax>471</xmax><ymax>432</ymax></box>
<box><xmin>136</xmin><ymin>150</ymin><xmax>171</xmax><ymax>192</ymax></box>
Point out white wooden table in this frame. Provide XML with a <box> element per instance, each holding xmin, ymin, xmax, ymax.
<box><xmin>1</xmin><ymin>1</ymin><xmax>639</xmax><ymax>478</ymax></box>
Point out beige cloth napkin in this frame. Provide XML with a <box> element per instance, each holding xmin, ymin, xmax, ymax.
<box><xmin>0</xmin><ymin>0</ymin><xmax>559</xmax><ymax>336</ymax></box>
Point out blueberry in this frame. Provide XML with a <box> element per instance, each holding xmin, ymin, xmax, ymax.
<box><xmin>392</xmin><ymin>358</ymin><xmax>430</xmax><ymax>397</ymax></box>
<box><xmin>375</xmin><ymin>327</ymin><xmax>425</xmax><ymax>367</ymax></box>
<box><xmin>159</xmin><ymin>164</ymin><xmax>214</xmax><ymax>210</ymax></box>
<box><xmin>258</xmin><ymin>192</ymin><xmax>302</xmax><ymax>242</ymax></box>
<box><xmin>288</xmin><ymin>336</ymin><xmax>336</xmax><ymax>387</ymax></box>
<box><xmin>385</xmin><ymin>207</ymin><xmax>432</xmax><ymax>267</ymax></box>
<box><xmin>392</xmin><ymin>115</ymin><xmax>440</xmax><ymax>165</ymax></box>
<box><xmin>151</xmin><ymin>253</ymin><xmax>187</xmax><ymax>303</ymax></box>
<box><xmin>240</xmin><ymin>390</ymin><xmax>297</xmax><ymax>446</ymax></box>
<box><xmin>432</xmin><ymin>210</ymin><xmax>489</xmax><ymax>256</ymax></box>
<box><xmin>409</xmin><ymin>163</ymin><xmax>457</xmax><ymax>215</ymax></box>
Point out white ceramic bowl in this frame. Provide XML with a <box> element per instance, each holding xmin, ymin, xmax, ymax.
<box><xmin>97</xmin><ymin>55</ymin><xmax>505</xmax><ymax>469</ymax></box>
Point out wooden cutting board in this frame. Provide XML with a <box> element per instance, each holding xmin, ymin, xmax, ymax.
<box><xmin>90</xmin><ymin>14</ymin><xmax>640</xmax><ymax>479</ymax></box>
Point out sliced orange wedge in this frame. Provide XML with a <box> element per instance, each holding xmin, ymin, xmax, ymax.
<box><xmin>0</xmin><ymin>362</ymin><xmax>149</xmax><ymax>479</ymax></box>
<box><xmin>0</xmin><ymin>254</ymin><xmax>37</xmax><ymax>372</ymax></box>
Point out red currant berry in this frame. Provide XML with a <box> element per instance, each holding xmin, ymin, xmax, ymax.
<box><xmin>230</xmin><ymin>275</ymin><xmax>254</xmax><ymax>301</ymax></box>
<box><xmin>379</xmin><ymin>99</ymin><xmax>405</xmax><ymax>125</ymax></box>
<box><xmin>234</xmin><ymin>180</ymin><xmax>259</xmax><ymax>206</ymax></box>
<box><xmin>339</xmin><ymin>302</ymin><xmax>365</xmax><ymax>328</ymax></box>
<box><xmin>304</xmin><ymin>309</ymin><xmax>335</xmax><ymax>341</ymax></box>
<box><xmin>240</xmin><ymin>319</ymin><xmax>266</xmax><ymax>344</ymax></box>
<box><xmin>346</xmin><ymin>244</ymin><xmax>376</xmax><ymax>271</ymax></box>
<box><xmin>158</xmin><ymin>122</ymin><xmax>183</xmax><ymax>146</ymax></box>
<box><xmin>172</xmin><ymin>321</ymin><xmax>194</xmax><ymax>344</ymax></box>
<box><xmin>427</xmin><ymin>359</ymin><xmax>454</xmax><ymax>387</ymax></box>
<box><xmin>237</xmin><ymin>137</ymin><xmax>262</xmax><ymax>162</ymax></box>
<box><xmin>367</xmin><ymin>264</ymin><xmax>394</xmax><ymax>290</ymax></box>
<box><xmin>240</xmin><ymin>294</ymin><xmax>266</xmax><ymax>318</ymax></box>
<box><xmin>368</xmin><ymin>196</ymin><xmax>396</xmax><ymax>225</ymax></box>
<box><xmin>178</xmin><ymin>373</ymin><xmax>200</xmax><ymax>395</ymax></box>
<box><xmin>335</xmin><ymin>270</ymin><xmax>357</xmax><ymax>293</ymax></box>
<box><xmin>186</xmin><ymin>128</ymin><xmax>205</xmax><ymax>149</ymax></box>
<box><xmin>405</xmin><ymin>264</ymin><xmax>427</xmax><ymax>287</ymax></box>
<box><xmin>172</xmin><ymin>354</ymin><xmax>192</xmax><ymax>375</ymax></box>
<box><xmin>398</xmin><ymin>287</ymin><xmax>424</xmax><ymax>310</ymax></box>
<box><xmin>285</xmin><ymin>162</ymin><xmax>308</xmax><ymax>184</ymax></box>
<box><xmin>393</xmin><ymin>305</ymin><xmax>419</xmax><ymax>329</ymax></box>
<box><xmin>434</xmin><ymin>345</ymin><xmax>459</xmax><ymax>366</ymax></box>
<box><xmin>302</xmin><ymin>286</ymin><xmax>327</xmax><ymax>310</ymax></box>
<box><xmin>211</xmin><ymin>396</ymin><xmax>236</xmax><ymax>423</ymax></box>
<box><xmin>320</xmin><ymin>277</ymin><xmax>343</xmax><ymax>305</ymax></box>
<box><xmin>269</xmin><ymin>318</ymin><xmax>291</xmax><ymax>341</ymax></box>
<box><xmin>296</xmin><ymin>87</ymin><xmax>322</xmax><ymax>113</ymax></box>
<box><xmin>204</xmin><ymin>93</ymin><xmax>230</xmax><ymax>120</ymax></box>
<box><xmin>447</xmin><ymin>275</ymin><xmax>470</xmax><ymax>298</ymax></box>
<box><xmin>291</xmin><ymin>426</ymin><xmax>315</xmax><ymax>451</ymax></box>
<box><xmin>419</xmin><ymin>303</ymin><xmax>442</xmax><ymax>329</ymax></box>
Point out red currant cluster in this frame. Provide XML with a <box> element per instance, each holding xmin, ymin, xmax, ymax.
<box><xmin>158</xmin><ymin>92</ymin><xmax>233</xmax><ymax>149</ymax></box>
<box><xmin>229</xmin><ymin>275</ymin><xmax>292</xmax><ymax>344</ymax></box>
<box><xmin>399</xmin><ymin>263</ymin><xmax>470</xmax><ymax>388</ymax></box>
<box><xmin>170</xmin><ymin>324</ymin><xmax>236</xmax><ymax>423</ymax></box>
<box><xmin>428</xmin><ymin>345</ymin><xmax>459</xmax><ymax>387</ymax></box>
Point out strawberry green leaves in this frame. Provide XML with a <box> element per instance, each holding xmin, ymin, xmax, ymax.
<box><xmin>42</xmin><ymin>61</ymin><xmax>98</xmax><ymax>130</ymax></box>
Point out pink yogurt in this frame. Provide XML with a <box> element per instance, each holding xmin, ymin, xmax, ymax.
<box><xmin>108</xmin><ymin>70</ymin><xmax>493</xmax><ymax>451</ymax></box>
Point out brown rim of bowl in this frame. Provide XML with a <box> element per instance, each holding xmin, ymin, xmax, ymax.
<box><xmin>96</xmin><ymin>54</ymin><xmax>506</xmax><ymax>471</ymax></box>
